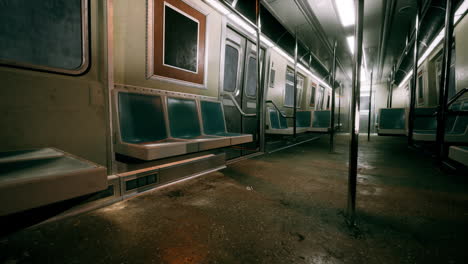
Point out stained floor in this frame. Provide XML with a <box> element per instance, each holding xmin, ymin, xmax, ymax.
<box><xmin>1</xmin><ymin>135</ymin><xmax>468</xmax><ymax>264</ymax></box>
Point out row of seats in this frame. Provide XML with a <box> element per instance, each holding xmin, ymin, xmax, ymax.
<box><xmin>412</xmin><ymin>101</ymin><xmax>468</xmax><ymax>142</ymax></box>
<box><xmin>266</xmin><ymin>108</ymin><xmax>331</xmax><ymax>135</ymax></box>
<box><xmin>377</xmin><ymin>101</ymin><xmax>468</xmax><ymax>143</ymax></box>
<box><xmin>115</xmin><ymin>91</ymin><xmax>253</xmax><ymax>161</ymax></box>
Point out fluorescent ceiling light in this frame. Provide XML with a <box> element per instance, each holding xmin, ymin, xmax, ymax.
<box><xmin>227</xmin><ymin>13</ymin><xmax>256</xmax><ymax>35</ymax></box>
<box><xmin>335</xmin><ymin>0</ymin><xmax>355</xmax><ymax>26</ymax></box>
<box><xmin>347</xmin><ymin>36</ymin><xmax>354</xmax><ymax>54</ymax></box>
<box><xmin>455</xmin><ymin>0</ymin><xmax>468</xmax><ymax>23</ymax></box>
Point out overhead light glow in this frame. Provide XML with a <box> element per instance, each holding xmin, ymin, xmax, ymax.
<box><xmin>335</xmin><ymin>0</ymin><xmax>355</xmax><ymax>27</ymax></box>
<box><xmin>347</xmin><ymin>36</ymin><xmax>355</xmax><ymax>54</ymax></box>
<box><xmin>228</xmin><ymin>14</ymin><xmax>256</xmax><ymax>35</ymax></box>
<box><xmin>260</xmin><ymin>35</ymin><xmax>275</xmax><ymax>47</ymax></box>
<box><xmin>399</xmin><ymin>0</ymin><xmax>468</xmax><ymax>88</ymax></box>
<box><xmin>204</xmin><ymin>0</ymin><xmax>231</xmax><ymax>15</ymax></box>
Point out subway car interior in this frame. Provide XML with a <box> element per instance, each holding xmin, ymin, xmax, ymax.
<box><xmin>1</xmin><ymin>0</ymin><xmax>468</xmax><ymax>263</ymax></box>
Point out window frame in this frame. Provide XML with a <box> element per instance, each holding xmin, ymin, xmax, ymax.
<box><xmin>0</xmin><ymin>0</ymin><xmax>90</xmax><ymax>76</ymax></box>
<box><xmin>309</xmin><ymin>82</ymin><xmax>317</xmax><ymax>107</ymax></box>
<box><xmin>222</xmin><ymin>43</ymin><xmax>241</xmax><ymax>93</ymax></box>
<box><xmin>244</xmin><ymin>54</ymin><xmax>258</xmax><ymax>99</ymax></box>
<box><xmin>283</xmin><ymin>67</ymin><xmax>304</xmax><ymax>108</ymax></box>
<box><xmin>417</xmin><ymin>71</ymin><xmax>424</xmax><ymax>105</ymax></box>
<box><xmin>147</xmin><ymin>0</ymin><xmax>208</xmax><ymax>88</ymax></box>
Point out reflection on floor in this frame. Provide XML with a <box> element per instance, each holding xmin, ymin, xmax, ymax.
<box><xmin>1</xmin><ymin>135</ymin><xmax>468</xmax><ymax>263</ymax></box>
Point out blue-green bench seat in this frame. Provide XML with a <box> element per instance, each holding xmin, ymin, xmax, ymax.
<box><xmin>115</xmin><ymin>92</ymin><xmax>196</xmax><ymax>160</ymax></box>
<box><xmin>309</xmin><ymin>110</ymin><xmax>332</xmax><ymax>132</ymax></box>
<box><xmin>115</xmin><ymin>91</ymin><xmax>249</xmax><ymax>161</ymax></box>
<box><xmin>0</xmin><ymin>148</ymin><xmax>107</xmax><ymax>216</ymax></box>
<box><xmin>413</xmin><ymin>102</ymin><xmax>468</xmax><ymax>142</ymax></box>
<box><xmin>200</xmin><ymin>100</ymin><xmax>253</xmax><ymax>145</ymax></box>
<box><xmin>378</xmin><ymin>108</ymin><xmax>407</xmax><ymax>135</ymax></box>
<box><xmin>266</xmin><ymin>108</ymin><xmax>308</xmax><ymax>135</ymax></box>
<box><xmin>167</xmin><ymin>97</ymin><xmax>231</xmax><ymax>151</ymax></box>
<box><xmin>448</xmin><ymin>146</ymin><xmax>468</xmax><ymax>166</ymax></box>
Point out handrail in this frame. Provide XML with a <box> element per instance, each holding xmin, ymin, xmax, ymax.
<box><xmin>265</xmin><ymin>100</ymin><xmax>293</xmax><ymax>118</ymax></box>
<box><xmin>432</xmin><ymin>88</ymin><xmax>468</xmax><ymax>116</ymax></box>
<box><xmin>220</xmin><ymin>92</ymin><xmax>256</xmax><ymax>117</ymax></box>
<box><xmin>447</xmin><ymin>88</ymin><xmax>468</xmax><ymax>107</ymax></box>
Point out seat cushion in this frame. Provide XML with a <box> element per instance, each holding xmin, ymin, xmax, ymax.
<box><xmin>268</xmin><ymin>108</ymin><xmax>281</xmax><ymax>129</ymax></box>
<box><xmin>118</xmin><ymin>92</ymin><xmax>167</xmax><ymax>143</ymax></box>
<box><xmin>167</xmin><ymin>97</ymin><xmax>202</xmax><ymax>139</ymax></box>
<box><xmin>379</xmin><ymin>108</ymin><xmax>406</xmax><ymax>130</ymax></box>
<box><xmin>312</xmin><ymin>111</ymin><xmax>331</xmax><ymax>128</ymax></box>
<box><xmin>296</xmin><ymin>111</ymin><xmax>311</xmax><ymax>128</ymax></box>
<box><xmin>200</xmin><ymin>100</ymin><xmax>226</xmax><ymax>135</ymax></box>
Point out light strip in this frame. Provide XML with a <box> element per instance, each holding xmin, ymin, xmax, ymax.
<box><xmin>204</xmin><ymin>0</ymin><xmax>332</xmax><ymax>89</ymax></box>
<box><xmin>335</xmin><ymin>0</ymin><xmax>355</xmax><ymax>27</ymax></box>
<box><xmin>347</xmin><ymin>36</ymin><xmax>354</xmax><ymax>54</ymax></box>
<box><xmin>398</xmin><ymin>0</ymin><xmax>467</xmax><ymax>88</ymax></box>
<box><xmin>205</xmin><ymin>0</ymin><xmax>230</xmax><ymax>15</ymax></box>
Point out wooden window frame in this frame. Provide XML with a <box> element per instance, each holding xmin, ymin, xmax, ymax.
<box><xmin>147</xmin><ymin>0</ymin><xmax>207</xmax><ymax>87</ymax></box>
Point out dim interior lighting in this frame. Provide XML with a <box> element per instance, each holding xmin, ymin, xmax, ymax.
<box><xmin>347</xmin><ymin>36</ymin><xmax>354</xmax><ymax>54</ymax></box>
<box><xmin>398</xmin><ymin>0</ymin><xmax>468</xmax><ymax>88</ymax></box>
<box><xmin>335</xmin><ymin>0</ymin><xmax>355</xmax><ymax>27</ymax></box>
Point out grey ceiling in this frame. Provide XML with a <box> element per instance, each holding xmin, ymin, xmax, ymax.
<box><xmin>262</xmin><ymin>0</ymin><xmax>419</xmax><ymax>85</ymax></box>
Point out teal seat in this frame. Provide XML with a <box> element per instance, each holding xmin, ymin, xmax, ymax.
<box><xmin>268</xmin><ymin>108</ymin><xmax>281</xmax><ymax>129</ymax></box>
<box><xmin>312</xmin><ymin>111</ymin><xmax>331</xmax><ymax>128</ymax></box>
<box><xmin>414</xmin><ymin>107</ymin><xmax>437</xmax><ymax>131</ymax></box>
<box><xmin>266</xmin><ymin>108</ymin><xmax>308</xmax><ymax>134</ymax></box>
<box><xmin>200</xmin><ymin>100</ymin><xmax>253</xmax><ymax>145</ymax></box>
<box><xmin>118</xmin><ymin>92</ymin><xmax>167</xmax><ymax>143</ymax></box>
<box><xmin>379</xmin><ymin>108</ymin><xmax>405</xmax><ymax>130</ymax></box>
<box><xmin>167</xmin><ymin>97</ymin><xmax>202</xmax><ymax>139</ymax></box>
<box><xmin>296</xmin><ymin>111</ymin><xmax>311</xmax><ymax>128</ymax></box>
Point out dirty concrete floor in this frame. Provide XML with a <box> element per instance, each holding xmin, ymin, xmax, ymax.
<box><xmin>1</xmin><ymin>135</ymin><xmax>468</xmax><ymax>264</ymax></box>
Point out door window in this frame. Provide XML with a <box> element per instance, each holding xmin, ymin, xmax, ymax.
<box><xmin>223</xmin><ymin>45</ymin><xmax>239</xmax><ymax>92</ymax></box>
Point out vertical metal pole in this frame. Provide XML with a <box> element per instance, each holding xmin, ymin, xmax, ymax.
<box><xmin>389</xmin><ymin>65</ymin><xmax>395</xmax><ymax>107</ymax></box>
<box><xmin>386</xmin><ymin>77</ymin><xmax>391</xmax><ymax>108</ymax></box>
<box><xmin>408</xmin><ymin>1</ymin><xmax>420</xmax><ymax>146</ymax></box>
<box><xmin>337</xmin><ymin>83</ymin><xmax>342</xmax><ymax>131</ymax></box>
<box><xmin>367</xmin><ymin>71</ymin><xmax>373</xmax><ymax>141</ymax></box>
<box><xmin>347</xmin><ymin>0</ymin><xmax>364</xmax><ymax>226</ymax></box>
<box><xmin>330</xmin><ymin>41</ymin><xmax>337</xmax><ymax>153</ymax></box>
<box><xmin>436</xmin><ymin>0</ymin><xmax>454</xmax><ymax>159</ymax></box>
<box><xmin>293</xmin><ymin>31</ymin><xmax>298</xmax><ymax>138</ymax></box>
<box><xmin>255</xmin><ymin>0</ymin><xmax>265</xmax><ymax>152</ymax></box>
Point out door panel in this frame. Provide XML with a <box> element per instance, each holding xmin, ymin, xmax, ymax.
<box><xmin>221</xmin><ymin>27</ymin><xmax>264</xmax><ymax>158</ymax></box>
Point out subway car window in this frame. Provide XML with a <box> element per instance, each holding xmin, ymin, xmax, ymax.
<box><xmin>152</xmin><ymin>0</ymin><xmax>206</xmax><ymax>85</ymax></box>
<box><xmin>309</xmin><ymin>83</ymin><xmax>317</xmax><ymax>107</ymax></box>
<box><xmin>284</xmin><ymin>68</ymin><xmax>303</xmax><ymax>107</ymax></box>
<box><xmin>0</xmin><ymin>0</ymin><xmax>89</xmax><ymax>74</ymax></box>
<box><xmin>417</xmin><ymin>74</ymin><xmax>424</xmax><ymax>103</ymax></box>
<box><xmin>223</xmin><ymin>45</ymin><xmax>239</xmax><ymax>92</ymax></box>
<box><xmin>317</xmin><ymin>85</ymin><xmax>325</xmax><ymax>109</ymax></box>
<box><xmin>245</xmin><ymin>56</ymin><xmax>258</xmax><ymax>98</ymax></box>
